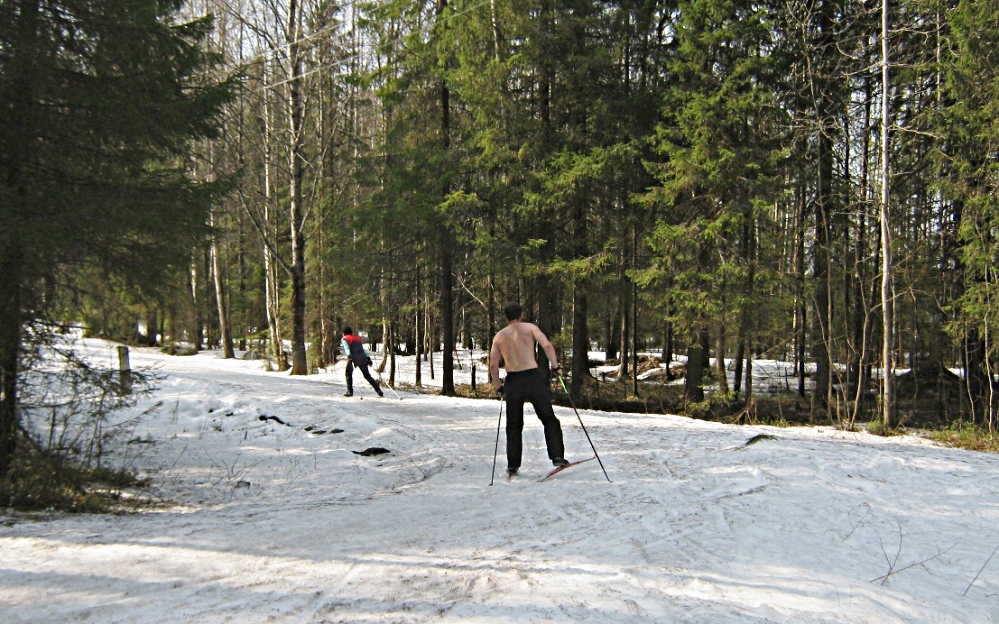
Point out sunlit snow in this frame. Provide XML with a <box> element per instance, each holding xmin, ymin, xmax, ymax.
<box><xmin>1</xmin><ymin>340</ymin><xmax>997</xmax><ymax>623</ymax></box>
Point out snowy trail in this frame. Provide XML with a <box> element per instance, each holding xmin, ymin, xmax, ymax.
<box><xmin>2</xmin><ymin>344</ymin><xmax>999</xmax><ymax>622</ymax></box>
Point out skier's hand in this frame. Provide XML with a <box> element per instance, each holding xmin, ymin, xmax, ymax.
<box><xmin>496</xmin><ymin>385</ymin><xmax>505</xmax><ymax>396</ymax></box>
<box><xmin>551</xmin><ymin>365</ymin><xmax>562</xmax><ymax>377</ymax></box>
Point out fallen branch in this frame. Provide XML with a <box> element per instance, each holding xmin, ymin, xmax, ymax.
<box><xmin>875</xmin><ymin>518</ymin><xmax>904</xmax><ymax>584</ymax></box>
<box><xmin>964</xmin><ymin>543</ymin><xmax>999</xmax><ymax>597</ymax></box>
<box><xmin>841</xmin><ymin>504</ymin><xmax>872</xmax><ymax>543</ymax></box>
<box><xmin>872</xmin><ymin>540</ymin><xmax>956</xmax><ymax>585</ymax></box>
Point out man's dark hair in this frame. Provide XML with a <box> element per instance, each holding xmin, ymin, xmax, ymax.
<box><xmin>503</xmin><ymin>303</ymin><xmax>522</xmax><ymax>321</ymax></box>
<box><xmin>343</xmin><ymin>326</ymin><xmax>353</xmax><ymax>336</ymax></box>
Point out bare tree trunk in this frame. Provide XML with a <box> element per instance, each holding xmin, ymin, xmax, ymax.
<box><xmin>189</xmin><ymin>260</ymin><xmax>203</xmax><ymax>350</ymax></box>
<box><xmin>210</xmin><ymin>210</ymin><xmax>234</xmax><ymax>358</ymax></box>
<box><xmin>315</xmin><ymin>206</ymin><xmax>330</xmax><ymax>369</ymax></box>
<box><xmin>145</xmin><ymin>308</ymin><xmax>159</xmax><ymax>346</ymax></box>
<box><xmin>632</xmin><ymin>230</ymin><xmax>639</xmax><ymax>397</ymax></box>
<box><xmin>0</xmin><ymin>0</ymin><xmax>40</xmax><ymax>479</ymax></box>
<box><xmin>735</xmin><ymin>198</ymin><xmax>756</xmax><ymax>396</ymax></box>
<box><xmin>793</xmin><ymin>180</ymin><xmax>807</xmax><ymax>397</ymax></box>
<box><xmin>606</xmin><ymin>309</ymin><xmax>619</xmax><ymax>361</ymax></box>
<box><xmin>812</xmin><ymin>1</ymin><xmax>837</xmax><ymax>408</ymax></box>
<box><xmin>415</xmin><ymin>264</ymin><xmax>423</xmax><ymax>387</ymax></box>
<box><xmin>880</xmin><ymin>0</ymin><xmax>895</xmax><ymax>427</ymax></box>
<box><xmin>685</xmin><ymin>326</ymin><xmax>708</xmax><ymax>402</ymax></box>
<box><xmin>264</xmin><ymin>224</ymin><xmax>285</xmax><ymax>368</ymax></box>
<box><xmin>663</xmin><ymin>316</ymin><xmax>675</xmax><ymax>380</ymax></box>
<box><xmin>716</xmin><ymin>320</ymin><xmax>728</xmax><ymax>394</ymax></box>
<box><xmin>262</xmin><ymin>59</ymin><xmax>287</xmax><ymax>370</ymax></box>
<box><xmin>428</xmin><ymin>299</ymin><xmax>436</xmax><ymax>380</ymax></box>
<box><xmin>617</xmin><ymin>298</ymin><xmax>629</xmax><ymax>382</ymax></box>
<box><xmin>617</xmin><ymin>253</ymin><xmax>630</xmax><ymax>382</ymax></box>
<box><xmin>388</xmin><ymin>321</ymin><xmax>397</xmax><ymax>386</ymax></box>
<box><xmin>813</xmin><ymin>155</ymin><xmax>833</xmax><ymax>408</ymax></box>
<box><xmin>850</xmin><ymin>67</ymin><xmax>875</xmax><ymax>426</ymax></box>
<box><xmin>0</xmin><ymin>240</ymin><xmax>24</xmax><ymax>480</ymax></box>
<box><xmin>487</xmin><ymin>0</ymin><xmax>500</xmax><ymax>359</ymax></box>
<box><xmin>287</xmin><ymin>0</ymin><xmax>309</xmax><ymax>375</ymax></box>
<box><xmin>438</xmin><ymin>0</ymin><xmax>455</xmax><ymax>396</ymax></box>
<box><xmin>379</xmin><ymin>317</ymin><xmax>390</xmax><ymax>372</ymax></box>
<box><xmin>570</xmin><ymin>196</ymin><xmax>588</xmax><ymax>402</ymax></box>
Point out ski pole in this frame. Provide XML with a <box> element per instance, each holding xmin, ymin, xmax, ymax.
<box><xmin>556</xmin><ymin>374</ymin><xmax>611</xmax><ymax>482</ymax></box>
<box><xmin>376</xmin><ymin>371</ymin><xmax>402</xmax><ymax>400</ymax></box>
<box><xmin>489</xmin><ymin>398</ymin><xmax>504</xmax><ymax>486</ymax></box>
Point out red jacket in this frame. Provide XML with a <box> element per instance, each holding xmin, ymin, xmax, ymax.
<box><xmin>341</xmin><ymin>334</ymin><xmax>368</xmax><ymax>362</ymax></box>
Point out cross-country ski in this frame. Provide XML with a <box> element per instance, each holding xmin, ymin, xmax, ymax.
<box><xmin>539</xmin><ymin>456</ymin><xmax>596</xmax><ymax>481</ymax></box>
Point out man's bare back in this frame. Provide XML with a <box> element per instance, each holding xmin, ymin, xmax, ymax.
<box><xmin>489</xmin><ymin>314</ymin><xmax>559</xmax><ymax>392</ymax></box>
<box><xmin>493</xmin><ymin>322</ymin><xmax>547</xmax><ymax>372</ymax></box>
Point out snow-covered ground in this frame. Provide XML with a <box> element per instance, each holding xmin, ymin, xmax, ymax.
<box><xmin>2</xmin><ymin>341</ymin><xmax>998</xmax><ymax>623</ymax></box>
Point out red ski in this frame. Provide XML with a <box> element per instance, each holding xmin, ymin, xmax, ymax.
<box><xmin>539</xmin><ymin>457</ymin><xmax>595</xmax><ymax>481</ymax></box>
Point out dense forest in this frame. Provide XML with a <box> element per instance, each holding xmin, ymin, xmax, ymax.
<box><xmin>5</xmin><ymin>0</ymin><xmax>999</xmax><ymax>485</ymax></box>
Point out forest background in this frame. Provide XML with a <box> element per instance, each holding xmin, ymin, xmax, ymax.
<box><xmin>5</xmin><ymin>0</ymin><xmax>999</xmax><ymax>497</ymax></box>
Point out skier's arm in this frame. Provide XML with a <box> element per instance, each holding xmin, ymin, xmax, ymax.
<box><xmin>488</xmin><ymin>338</ymin><xmax>503</xmax><ymax>392</ymax></box>
<box><xmin>531</xmin><ymin>325</ymin><xmax>560</xmax><ymax>372</ymax></box>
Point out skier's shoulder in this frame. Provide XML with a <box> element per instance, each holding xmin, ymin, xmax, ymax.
<box><xmin>494</xmin><ymin>324</ymin><xmax>514</xmax><ymax>342</ymax></box>
<box><xmin>517</xmin><ymin>321</ymin><xmax>545</xmax><ymax>341</ymax></box>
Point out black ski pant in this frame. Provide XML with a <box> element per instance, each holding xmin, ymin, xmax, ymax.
<box><xmin>346</xmin><ymin>358</ymin><xmax>382</xmax><ymax>395</ymax></box>
<box><xmin>504</xmin><ymin>368</ymin><xmax>564</xmax><ymax>469</ymax></box>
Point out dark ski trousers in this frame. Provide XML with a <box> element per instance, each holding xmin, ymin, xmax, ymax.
<box><xmin>346</xmin><ymin>359</ymin><xmax>382</xmax><ymax>395</ymax></box>
<box><xmin>504</xmin><ymin>368</ymin><xmax>564</xmax><ymax>470</ymax></box>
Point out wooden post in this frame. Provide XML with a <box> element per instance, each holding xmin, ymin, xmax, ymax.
<box><xmin>117</xmin><ymin>346</ymin><xmax>132</xmax><ymax>395</ymax></box>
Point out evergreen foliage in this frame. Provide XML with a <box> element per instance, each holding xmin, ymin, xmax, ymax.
<box><xmin>937</xmin><ymin>0</ymin><xmax>999</xmax><ymax>427</ymax></box>
<box><xmin>643</xmin><ymin>0</ymin><xmax>788</xmax><ymax>399</ymax></box>
<box><xmin>0</xmin><ymin>0</ymin><xmax>234</xmax><ymax>479</ymax></box>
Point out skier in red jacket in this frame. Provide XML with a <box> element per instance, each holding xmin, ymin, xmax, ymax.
<box><xmin>340</xmin><ymin>327</ymin><xmax>383</xmax><ymax>397</ymax></box>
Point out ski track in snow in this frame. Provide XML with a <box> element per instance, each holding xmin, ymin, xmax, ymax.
<box><xmin>1</xmin><ymin>342</ymin><xmax>998</xmax><ymax>623</ymax></box>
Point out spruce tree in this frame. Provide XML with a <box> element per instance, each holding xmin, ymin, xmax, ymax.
<box><xmin>938</xmin><ymin>0</ymin><xmax>999</xmax><ymax>428</ymax></box>
<box><xmin>644</xmin><ymin>0</ymin><xmax>787</xmax><ymax>401</ymax></box>
<box><xmin>0</xmin><ymin>0</ymin><xmax>234</xmax><ymax>478</ymax></box>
